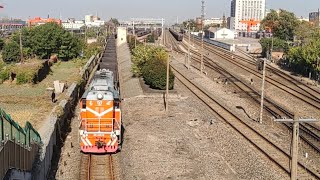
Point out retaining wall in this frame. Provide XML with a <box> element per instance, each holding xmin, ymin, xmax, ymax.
<box><xmin>31</xmin><ymin>53</ymin><xmax>103</xmax><ymax>179</ymax></box>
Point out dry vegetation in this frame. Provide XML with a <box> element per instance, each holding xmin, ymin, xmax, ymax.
<box><xmin>0</xmin><ymin>58</ymin><xmax>87</xmax><ymax>129</ymax></box>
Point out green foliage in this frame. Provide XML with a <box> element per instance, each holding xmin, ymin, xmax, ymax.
<box><xmin>110</xmin><ymin>18</ymin><xmax>119</xmax><ymax>26</ymax></box>
<box><xmin>0</xmin><ymin>67</ymin><xmax>10</xmax><ymax>83</ymax></box>
<box><xmin>261</xmin><ymin>9</ymin><xmax>299</xmax><ymax>40</ymax></box>
<box><xmin>86</xmin><ymin>27</ymin><xmax>102</xmax><ymax>38</ymax></box>
<box><xmin>182</xmin><ymin>19</ymin><xmax>199</xmax><ymax>32</ymax></box>
<box><xmin>131</xmin><ymin>45</ymin><xmax>167</xmax><ymax>76</ymax></box>
<box><xmin>141</xmin><ymin>58</ymin><xmax>174</xmax><ymax>90</ymax></box>
<box><xmin>84</xmin><ymin>42</ymin><xmax>103</xmax><ymax>59</ymax></box>
<box><xmin>131</xmin><ymin>45</ymin><xmax>174</xmax><ymax>90</ymax></box>
<box><xmin>12</xmin><ymin>61</ymin><xmax>43</xmax><ymax>84</ymax></box>
<box><xmin>259</xmin><ymin>38</ymin><xmax>288</xmax><ymax>57</ymax></box>
<box><xmin>287</xmin><ymin>31</ymin><xmax>320</xmax><ymax>73</ymax></box>
<box><xmin>147</xmin><ymin>34</ymin><xmax>155</xmax><ymax>43</ymax></box>
<box><xmin>2</xmin><ymin>41</ymin><xmax>20</xmax><ymax>63</ymax></box>
<box><xmin>0</xmin><ymin>38</ymin><xmax>5</xmax><ymax>50</ymax></box>
<box><xmin>294</xmin><ymin>21</ymin><xmax>317</xmax><ymax>45</ymax></box>
<box><xmin>11</xmin><ymin>23</ymin><xmax>81</xmax><ymax>60</ymax></box>
<box><xmin>127</xmin><ymin>35</ymin><xmax>142</xmax><ymax>51</ymax></box>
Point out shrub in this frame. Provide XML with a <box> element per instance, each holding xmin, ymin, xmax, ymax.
<box><xmin>147</xmin><ymin>34</ymin><xmax>155</xmax><ymax>43</ymax></box>
<box><xmin>131</xmin><ymin>45</ymin><xmax>167</xmax><ymax>76</ymax></box>
<box><xmin>84</xmin><ymin>42</ymin><xmax>103</xmax><ymax>59</ymax></box>
<box><xmin>0</xmin><ymin>38</ymin><xmax>4</xmax><ymax>50</ymax></box>
<box><xmin>0</xmin><ymin>68</ymin><xmax>10</xmax><ymax>83</ymax></box>
<box><xmin>11</xmin><ymin>60</ymin><xmax>43</xmax><ymax>84</ymax></box>
<box><xmin>141</xmin><ymin>58</ymin><xmax>174</xmax><ymax>90</ymax></box>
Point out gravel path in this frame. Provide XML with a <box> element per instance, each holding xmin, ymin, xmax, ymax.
<box><xmin>54</xmin><ymin>108</ymin><xmax>81</xmax><ymax>180</ymax></box>
<box><xmin>118</xmin><ymin>81</ymin><xmax>288</xmax><ymax>179</ymax></box>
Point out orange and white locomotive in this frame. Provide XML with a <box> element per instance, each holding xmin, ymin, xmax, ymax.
<box><xmin>79</xmin><ymin>69</ymin><xmax>121</xmax><ymax>153</ymax></box>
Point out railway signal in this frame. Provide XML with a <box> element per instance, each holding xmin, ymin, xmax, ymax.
<box><xmin>274</xmin><ymin>115</ymin><xmax>318</xmax><ymax>180</ymax></box>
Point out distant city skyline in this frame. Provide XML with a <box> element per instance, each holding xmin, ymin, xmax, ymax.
<box><xmin>0</xmin><ymin>0</ymin><xmax>319</xmax><ymax>24</ymax></box>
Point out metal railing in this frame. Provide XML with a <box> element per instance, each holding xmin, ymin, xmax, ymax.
<box><xmin>82</xmin><ymin>118</ymin><xmax>120</xmax><ymax>133</ymax></box>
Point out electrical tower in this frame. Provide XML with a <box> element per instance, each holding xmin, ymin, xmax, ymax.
<box><xmin>200</xmin><ymin>0</ymin><xmax>205</xmax><ymax>75</ymax></box>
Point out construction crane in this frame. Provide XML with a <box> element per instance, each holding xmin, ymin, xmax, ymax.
<box><xmin>240</xmin><ymin>19</ymin><xmax>260</xmax><ymax>32</ymax></box>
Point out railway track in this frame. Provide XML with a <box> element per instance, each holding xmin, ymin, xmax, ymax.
<box><xmin>188</xmin><ymin>35</ymin><xmax>320</xmax><ymax>110</ymax></box>
<box><xmin>170</xmin><ymin>34</ymin><xmax>320</xmax><ymax>152</ymax></box>
<box><xmin>80</xmin><ymin>154</ymin><xmax>115</xmax><ymax>180</ymax></box>
<box><xmin>166</xmin><ymin>32</ymin><xmax>320</xmax><ymax>178</ymax></box>
<box><xmin>171</xmin><ymin>64</ymin><xmax>319</xmax><ymax>179</ymax></box>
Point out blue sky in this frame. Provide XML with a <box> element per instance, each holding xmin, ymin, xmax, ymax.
<box><xmin>1</xmin><ymin>0</ymin><xmax>319</xmax><ymax>24</ymax></box>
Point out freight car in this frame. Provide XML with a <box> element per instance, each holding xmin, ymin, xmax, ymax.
<box><xmin>136</xmin><ymin>30</ymin><xmax>151</xmax><ymax>37</ymax></box>
<box><xmin>169</xmin><ymin>28</ymin><xmax>183</xmax><ymax>41</ymax></box>
<box><xmin>79</xmin><ymin>35</ymin><xmax>122</xmax><ymax>153</ymax></box>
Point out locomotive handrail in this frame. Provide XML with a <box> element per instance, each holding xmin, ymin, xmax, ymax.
<box><xmin>82</xmin><ymin>118</ymin><xmax>120</xmax><ymax>133</ymax></box>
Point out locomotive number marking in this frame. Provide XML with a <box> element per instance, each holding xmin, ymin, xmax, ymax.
<box><xmin>98</xmin><ymin>100</ymin><xmax>102</xmax><ymax>106</ymax></box>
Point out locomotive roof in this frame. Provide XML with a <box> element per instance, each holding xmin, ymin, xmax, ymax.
<box><xmin>81</xmin><ymin>69</ymin><xmax>119</xmax><ymax>100</ymax></box>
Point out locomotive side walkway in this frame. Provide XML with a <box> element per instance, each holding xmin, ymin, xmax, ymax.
<box><xmin>117</xmin><ymin>44</ymin><xmax>143</xmax><ymax>99</ymax></box>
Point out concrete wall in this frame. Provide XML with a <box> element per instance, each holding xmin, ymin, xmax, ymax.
<box><xmin>31</xmin><ymin>53</ymin><xmax>103</xmax><ymax>179</ymax></box>
<box><xmin>117</xmin><ymin>27</ymin><xmax>127</xmax><ymax>46</ymax></box>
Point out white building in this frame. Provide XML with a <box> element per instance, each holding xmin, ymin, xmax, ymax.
<box><xmin>297</xmin><ymin>16</ymin><xmax>309</xmax><ymax>22</ymax></box>
<box><xmin>62</xmin><ymin>20</ymin><xmax>85</xmax><ymax>30</ymax></box>
<box><xmin>205</xmin><ymin>27</ymin><xmax>235</xmax><ymax>39</ymax></box>
<box><xmin>85</xmin><ymin>15</ymin><xmax>94</xmax><ymax>23</ymax></box>
<box><xmin>84</xmin><ymin>14</ymin><xmax>105</xmax><ymax>27</ymax></box>
<box><xmin>85</xmin><ymin>20</ymin><xmax>105</xmax><ymax>27</ymax></box>
<box><xmin>230</xmin><ymin>0</ymin><xmax>266</xmax><ymax>32</ymax></box>
<box><xmin>204</xmin><ymin>18</ymin><xmax>223</xmax><ymax>26</ymax></box>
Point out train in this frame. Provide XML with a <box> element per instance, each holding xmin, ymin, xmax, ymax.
<box><xmin>135</xmin><ymin>30</ymin><xmax>151</xmax><ymax>37</ymax></box>
<box><xmin>79</xmin><ymin>35</ymin><xmax>122</xmax><ymax>154</ymax></box>
<box><xmin>169</xmin><ymin>28</ymin><xmax>183</xmax><ymax>41</ymax></box>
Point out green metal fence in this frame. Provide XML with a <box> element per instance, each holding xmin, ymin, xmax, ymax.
<box><xmin>0</xmin><ymin>108</ymin><xmax>42</xmax><ymax>148</ymax></box>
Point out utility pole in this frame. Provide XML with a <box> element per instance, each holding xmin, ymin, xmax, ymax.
<box><xmin>200</xmin><ymin>0</ymin><xmax>205</xmax><ymax>75</ymax></box>
<box><xmin>166</xmin><ymin>48</ymin><xmax>171</xmax><ymax>112</ymax></box>
<box><xmin>187</xmin><ymin>21</ymin><xmax>191</xmax><ymax>69</ymax></box>
<box><xmin>19</xmin><ymin>30</ymin><xmax>23</xmax><ymax>63</ymax></box>
<box><xmin>259</xmin><ymin>59</ymin><xmax>266</xmax><ymax>124</ymax></box>
<box><xmin>134</xmin><ymin>35</ymin><xmax>137</xmax><ymax>48</ymax></box>
<box><xmin>274</xmin><ymin>115</ymin><xmax>318</xmax><ymax>180</ymax></box>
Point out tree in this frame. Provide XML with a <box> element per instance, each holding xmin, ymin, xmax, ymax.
<box><xmin>294</xmin><ymin>21</ymin><xmax>317</xmax><ymax>45</ymax></box>
<box><xmin>12</xmin><ymin>23</ymin><xmax>81</xmax><ymax>60</ymax></box>
<box><xmin>2</xmin><ymin>41</ymin><xmax>20</xmax><ymax>62</ymax></box>
<box><xmin>183</xmin><ymin>19</ymin><xmax>199</xmax><ymax>32</ymax></box>
<box><xmin>110</xmin><ymin>18</ymin><xmax>119</xmax><ymax>26</ymax></box>
<box><xmin>261</xmin><ymin>9</ymin><xmax>299</xmax><ymax>41</ymax></box>
<box><xmin>259</xmin><ymin>38</ymin><xmax>288</xmax><ymax>57</ymax></box>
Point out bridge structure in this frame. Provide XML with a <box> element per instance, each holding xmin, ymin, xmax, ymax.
<box><xmin>120</xmin><ymin>18</ymin><xmax>165</xmax><ymax>34</ymax></box>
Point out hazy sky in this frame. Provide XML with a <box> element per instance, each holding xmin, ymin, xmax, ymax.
<box><xmin>1</xmin><ymin>0</ymin><xmax>319</xmax><ymax>24</ymax></box>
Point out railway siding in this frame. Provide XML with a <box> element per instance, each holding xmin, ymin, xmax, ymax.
<box><xmin>169</xmin><ymin>58</ymin><xmax>319</xmax><ymax>179</ymax></box>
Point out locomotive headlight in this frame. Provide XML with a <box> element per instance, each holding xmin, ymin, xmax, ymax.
<box><xmin>97</xmin><ymin>93</ymin><xmax>104</xmax><ymax>100</ymax></box>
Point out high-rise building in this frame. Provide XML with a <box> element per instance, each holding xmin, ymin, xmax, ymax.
<box><xmin>309</xmin><ymin>9</ymin><xmax>320</xmax><ymax>27</ymax></box>
<box><xmin>230</xmin><ymin>0</ymin><xmax>266</xmax><ymax>32</ymax></box>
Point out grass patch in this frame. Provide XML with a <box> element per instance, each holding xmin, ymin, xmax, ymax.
<box><xmin>11</xmin><ymin>59</ymin><xmax>43</xmax><ymax>84</ymax></box>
